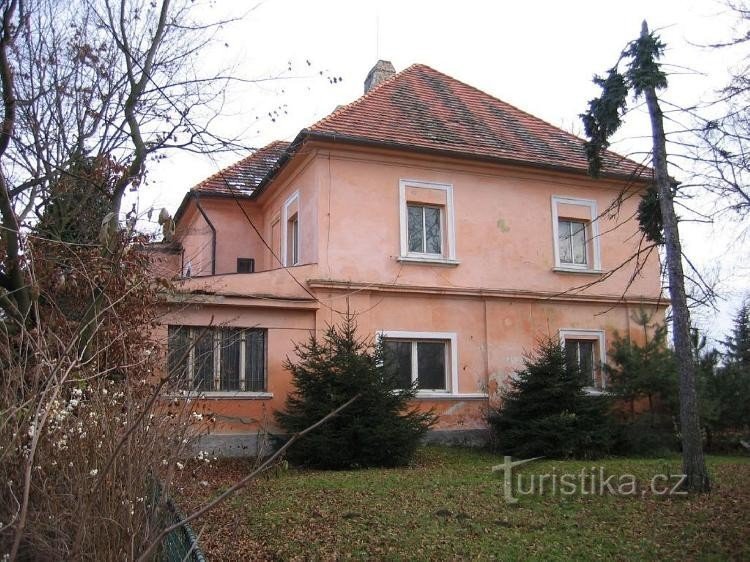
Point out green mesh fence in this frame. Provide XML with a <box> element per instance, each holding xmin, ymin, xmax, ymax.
<box><xmin>149</xmin><ymin>477</ymin><xmax>207</xmax><ymax>562</ymax></box>
<box><xmin>158</xmin><ymin>498</ymin><xmax>207</xmax><ymax>562</ymax></box>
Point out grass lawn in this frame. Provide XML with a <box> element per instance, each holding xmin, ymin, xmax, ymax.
<box><xmin>176</xmin><ymin>447</ymin><xmax>750</xmax><ymax>561</ymax></box>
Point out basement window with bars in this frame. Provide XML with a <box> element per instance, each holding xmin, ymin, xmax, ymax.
<box><xmin>168</xmin><ymin>326</ymin><xmax>267</xmax><ymax>393</ymax></box>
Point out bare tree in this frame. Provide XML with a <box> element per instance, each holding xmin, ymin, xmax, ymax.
<box><xmin>0</xmin><ymin>0</ymin><xmax>244</xmax><ymax>322</ymax></box>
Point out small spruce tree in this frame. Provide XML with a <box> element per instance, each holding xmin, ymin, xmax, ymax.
<box><xmin>487</xmin><ymin>338</ymin><xmax>615</xmax><ymax>459</ymax></box>
<box><xmin>722</xmin><ymin>301</ymin><xmax>750</xmax><ymax>368</ymax></box>
<box><xmin>709</xmin><ymin>301</ymin><xmax>750</xmax><ymax>435</ymax></box>
<box><xmin>276</xmin><ymin>313</ymin><xmax>436</xmax><ymax>469</ymax></box>
<box><xmin>605</xmin><ymin>310</ymin><xmax>678</xmax><ymax>418</ymax></box>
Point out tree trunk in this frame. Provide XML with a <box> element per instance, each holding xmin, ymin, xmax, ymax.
<box><xmin>641</xmin><ymin>22</ymin><xmax>710</xmax><ymax>492</ymax></box>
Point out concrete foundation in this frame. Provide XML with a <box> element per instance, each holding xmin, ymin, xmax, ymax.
<box><xmin>195</xmin><ymin>428</ymin><xmax>490</xmax><ymax>458</ymax></box>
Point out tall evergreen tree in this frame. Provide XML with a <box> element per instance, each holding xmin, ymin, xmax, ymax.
<box><xmin>276</xmin><ymin>313</ymin><xmax>436</xmax><ymax>469</ymax></box>
<box><xmin>581</xmin><ymin>22</ymin><xmax>710</xmax><ymax>491</ymax></box>
<box><xmin>487</xmin><ymin>338</ymin><xmax>615</xmax><ymax>459</ymax></box>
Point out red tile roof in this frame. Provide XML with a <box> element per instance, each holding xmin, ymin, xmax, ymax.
<box><xmin>306</xmin><ymin>64</ymin><xmax>646</xmax><ymax>178</ymax></box>
<box><xmin>187</xmin><ymin>63</ymin><xmax>647</xmax><ymax>209</ymax></box>
<box><xmin>191</xmin><ymin>140</ymin><xmax>290</xmax><ymax>197</ymax></box>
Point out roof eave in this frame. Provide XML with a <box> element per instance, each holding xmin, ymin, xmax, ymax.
<box><xmin>189</xmin><ymin>128</ymin><xmax>653</xmax><ymax>212</ymax></box>
<box><xmin>301</xmin><ymin>130</ymin><xmax>653</xmax><ymax>184</ymax></box>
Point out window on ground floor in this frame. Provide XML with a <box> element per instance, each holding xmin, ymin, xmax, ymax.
<box><xmin>167</xmin><ymin>326</ymin><xmax>267</xmax><ymax>392</ymax></box>
<box><xmin>380</xmin><ymin>332</ymin><xmax>456</xmax><ymax>392</ymax></box>
<box><xmin>560</xmin><ymin>329</ymin><xmax>606</xmax><ymax>391</ymax></box>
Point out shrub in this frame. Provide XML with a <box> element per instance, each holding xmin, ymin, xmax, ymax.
<box><xmin>0</xmin><ymin>235</ymin><xmax>205</xmax><ymax>560</ymax></box>
<box><xmin>604</xmin><ymin>312</ymin><xmax>678</xmax><ymax>418</ymax></box>
<box><xmin>276</xmin><ymin>313</ymin><xmax>436</xmax><ymax>469</ymax></box>
<box><xmin>487</xmin><ymin>338</ymin><xmax>615</xmax><ymax>459</ymax></box>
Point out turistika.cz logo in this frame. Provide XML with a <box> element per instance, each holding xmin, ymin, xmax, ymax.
<box><xmin>492</xmin><ymin>457</ymin><xmax>688</xmax><ymax>504</ymax></box>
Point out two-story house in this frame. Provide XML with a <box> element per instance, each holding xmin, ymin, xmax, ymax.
<box><xmin>152</xmin><ymin>61</ymin><xmax>665</xmax><ymax>455</ymax></box>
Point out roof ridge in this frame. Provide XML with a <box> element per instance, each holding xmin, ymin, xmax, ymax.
<box><xmin>308</xmin><ymin>63</ymin><xmax>422</xmax><ymax>131</ymax></box>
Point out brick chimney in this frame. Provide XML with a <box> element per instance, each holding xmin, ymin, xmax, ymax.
<box><xmin>364</xmin><ymin>60</ymin><xmax>395</xmax><ymax>94</ymax></box>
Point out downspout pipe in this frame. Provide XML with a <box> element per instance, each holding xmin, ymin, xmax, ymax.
<box><xmin>193</xmin><ymin>194</ymin><xmax>216</xmax><ymax>276</ymax></box>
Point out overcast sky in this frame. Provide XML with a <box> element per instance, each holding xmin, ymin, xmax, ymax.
<box><xmin>129</xmin><ymin>0</ymin><xmax>748</xmax><ymax>343</ymax></box>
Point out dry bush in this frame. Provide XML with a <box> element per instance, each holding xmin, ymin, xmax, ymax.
<box><xmin>0</xmin><ymin>233</ymin><xmax>208</xmax><ymax>561</ymax></box>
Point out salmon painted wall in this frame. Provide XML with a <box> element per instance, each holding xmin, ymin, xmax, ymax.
<box><xmin>256</xmin><ymin>155</ymin><xmax>320</xmax><ymax>271</ymax></box>
<box><xmin>159</xmin><ymin>140</ymin><xmax>667</xmax><ymax>441</ymax></box>
<box><xmin>158</xmin><ymin>302</ymin><xmax>317</xmax><ymax>435</ymax></box>
<box><xmin>176</xmin><ymin>205</ymin><xmax>213</xmax><ymax>277</ymax></box>
<box><xmin>312</xmin><ymin>288</ymin><xmax>664</xmax><ymax>431</ymax></box>
<box><xmin>312</xmin><ymin>144</ymin><xmax>662</xmax><ymax>300</ymax></box>
<box><xmin>174</xmin><ymin>153</ymin><xmax>321</xmax><ymax>277</ymax></box>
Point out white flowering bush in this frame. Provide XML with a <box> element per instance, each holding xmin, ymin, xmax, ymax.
<box><xmin>0</xmin><ymin>236</ymin><xmax>213</xmax><ymax>560</ymax></box>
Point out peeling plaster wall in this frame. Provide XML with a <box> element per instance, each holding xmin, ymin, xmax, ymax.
<box><xmin>157</xmin><ymin>142</ymin><xmax>667</xmax><ymax>454</ymax></box>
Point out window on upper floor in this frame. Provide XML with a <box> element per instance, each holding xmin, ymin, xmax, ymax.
<box><xmin>399</xmin><ymin>180</ymin><xmax>458</xmax><ymax>265</ymax></box>
<box><xmin>287</xmin><ymin>213</ymin><xmax>299</xmax><ymax>266</ymax></box>
<box><xmin>560</xmin><ymin>329</ymin><xmax>606</xmax><ymax>392</ymax></box>
<box><xmin>551</xmin><ymin>196</ymin><xmax>601</xmax><ymax>272</ymax></box>
<box><xmin>407</xmin><ymin>204</ymin><xmax>442</xmax><ymax>255</ymax></box>
<box><xmin>168</xmin><ymin>326</ymin><xmax>267</xmax><ymax>393</ymax></box>
<box><xmin>558</xmin><ymin>219</ymin><xmax>587</xmax><ymax>266</ymax></box>
<box><xmin>281</xmin><ymin>191</ymin><xmax>300</xmax><ymax>267</ymax></box>
<box><xmin>237</xmin><ymin>258</ymin><xmax>255</xmax><ymax>273</ymax></box>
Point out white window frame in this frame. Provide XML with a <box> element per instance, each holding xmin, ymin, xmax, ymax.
<box><xmin>377</xmin><ymin>330</ymin><xmax>460</xmax><ymax>397</ymax></box>
<box><xmin>558</xmin><ymin>328</ymin><xmax>607</xmax><ymax>393</ymax></box>
<box><xmin>281</xmin><ymin>191</ymin><xmax>300</xmax><ymax>267</ymax></box>
<box><xmin>551</xmin><ymin>196</ymin><xmax>601</xmax><ymax>273</ymax></box>
<box><xmin>398</xmin><ymin>180</ymin><xmax>458</xmax><ymax>266</ymax></box>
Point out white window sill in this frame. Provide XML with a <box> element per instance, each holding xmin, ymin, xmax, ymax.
<box><xmin>414</xmin><ymin>392</ymin><xmax>488</xmax><ymax>400</ymax></box>
<box><xmin>583</xmin><ymin>388</ymin><xmax>607</xmax><ymax>396</ymax></box>
<box><xmin>553</xmin><ymin>267</ymin><xmax>603</xmax><ymax>275</ymax></box>
<box><xmin>398</xmin><ymin>256</ymin><xmax>460</xmax><ymax>267</ymax></box>
<box><xmin>168</xmin><ymin>391</ymin><xmax>273</xmax><ymax>400</ymax></box>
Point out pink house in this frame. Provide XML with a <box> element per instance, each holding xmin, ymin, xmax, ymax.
<box><xmin>152</xmin><ymin>61</ymin><xmax>665</xmax><ymax>454</ymax></box>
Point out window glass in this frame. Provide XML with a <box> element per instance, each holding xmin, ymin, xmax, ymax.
<box><xmin>220</xmin><ymin>329</ymin><xmax>241</xmax><ymax>391</ymax></box>
<box><xmin>558</xmin><ymin>220</ymin><xmax>573</xmax><ymax>263</ymax></box>
<box><xmin>193</xmin><ymin>329</ymin><xmax>214</xmax><ymax>391</ymax></box>
<box><xmin>417</xmin><ymin>341</ymin><xmax>446</xmax><ymax>389</ymax></box>
<box><xmin>565</xmin><ymin>339</ymin><xmax>597</xmax><ymax>388</ymax></box>
<box><xmin>384</xmin><ymin>340</ymin><xmax>413</xmax><ymax>388</ymax></box>
<box><xmin>578</xmin><ymin>340</ymin><xmax>594</xmax><ymax>384</ymax></box>
<box><xmin>407</xmin><ymin>205</ymin><xmax>442</xmax><ymax>255</ymax></box>
<box><xmin>571</xmin><ymin>222</ymin><xmax>587</xmax><ymax>265</ymax></box>
<box><xmin>558</xmin><ymin>219</ymin><xmax>587</xmax><ymax>265</ymax></box>
<box><xmin>237</xmin><ymin>258</ymin><xmax>255</xmax><ymax>273</ymax></box>
<box><xmin>424</xmin><ymin>207</ymin><xmax>442</xmax><ymax>254</ymax></box>
<box><xmin>407</xmin><ymin>205</ymin><xmax>424</xmax><ymax>253</ymax></box>
<box><xmin>167</xmin><ymin>326</ymin><xmax>189</xmax><ymax>380</ymax></box>
<box><xmin>168</xmin><ymin>326</ymin><xmax>267</xmax><ymax>392</ymax></box>
<box><xmin>287</xmin><ymin>214</ymin><xmax>299</xmax><ymax>265</ymax></box>
<box><xmin>245</xmin><ymin>329</ymin><xmax>266</xmax><ymax>392</ymax></box>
